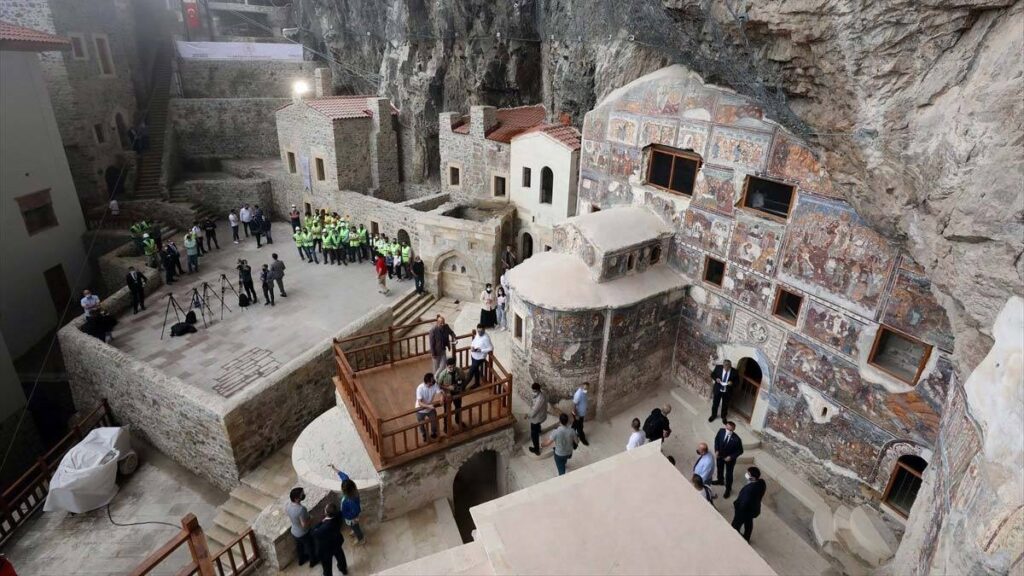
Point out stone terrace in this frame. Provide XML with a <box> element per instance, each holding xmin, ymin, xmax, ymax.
<box><xmin>112</xmin><ymin>220</ymin><xmax>392</xmax><ymax>396</ymax></box>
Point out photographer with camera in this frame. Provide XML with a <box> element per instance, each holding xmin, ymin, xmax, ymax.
<box><xmin>237</xmin><ymin>259</ymin><xmax>258</xmax><ymax>305</ymax></box>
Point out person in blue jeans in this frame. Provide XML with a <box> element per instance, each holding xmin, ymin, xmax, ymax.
<box><xmin>329</xmin><ymin>464</ymin><xmax>366</xmax><ymax>545</ymax></box>
<box><xmin>542</xmin><ymin>413</ymin><xmax>579</xmax><ymax>476</ymax></box>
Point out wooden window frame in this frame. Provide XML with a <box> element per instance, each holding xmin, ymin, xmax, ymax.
<box><xmin>702</xmin><ymin>255</ymin><xmax>726</xmax><ymax>287</ymax></box>
<box><xmin>17</xmin><ymin>189</ymin><xmax>59</xmax><ymax>236</ymax></box>
<box><xmin>867</xmin><ymin>325</ymin><xmax>933</xmax><ymax>385</ymax></box>
<box><xmin>644</xmin><ymin>145</ymin><xmax>703</xmax><ymax>197</ymax></box>
<box><xmin>315</xmin><ymin>157</ymin><xmax>326</xmax><ymax>181</ymax></box>
<box><xmin>881</xmin><ymin>458</ymin><xmax>926</xmax><ymax>518</ymax></box>
<box><xmin>739</xmin><ymin>175</ymin><xmax>797</xmax><ymax>222</ymax></box>
<box><xmin>539</xmin><ymin>166</ymin><xmax>554</xmax><ymax>204</ymax></box>
<box><xmin>522</xmin><ymin>166</ymin><xmax>532</xmax><ymax>188</ymax></box>
<box><xmin>69</xmin><ymin>33</ymin><xmax>88</xmax><ymax>60</ymax></box>
<box><xmin>92</xmin><ymin>34</ymin><xmax>115</xmax><ymax>76</ymax></box>
<box><xmin>286</xmin><ymin>151</ymin><xmax>297</xmax><ymax>173</ymax></box>
<box><xmin>772</xmin><ymin>285</ymin><xmax>803</xmax><ymax>326</ymax></box>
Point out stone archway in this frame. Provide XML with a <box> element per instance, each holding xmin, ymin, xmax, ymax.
<box><xmin>871</xmin><ymin>440</ymin><xmax>927</xmax><ymax>493</ymax></box>
<box><xmin>396</xmin><ymin>229</ymin><xmax>411</xmax><ymax>246</ymax></box>
<box><xmin>451</xmin><ymin>449</ymin><xmax>499</xmax><ymax>543</ymax></box>
<box><xmin>436</xmin><ymin>252</ymin><xmax>475</xmax><ymax>301</ymax></box>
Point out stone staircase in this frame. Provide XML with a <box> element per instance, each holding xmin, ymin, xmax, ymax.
<box><xmin>206</xmin><ymin>444</ymin><xmax>297</xmax><ymax>552</ymax></box>
<box><xmin>134</xmin><ymin>43</ymin><xmax>172</xmax><ymax>199</ymax></box>
<box><xmin>813</xmin><ymin>503</ymin><xmax>898</xmax><ymax>575</ymax></box>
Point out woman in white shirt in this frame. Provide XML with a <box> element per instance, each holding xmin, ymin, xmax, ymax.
<box><xmin>626</xmin><ymin>417</ymin><xmax>646</xmax><ymax>451</ymax></box>
<box><xmin>495</xmin><ymin>287</ymin><xmax>508</xmax><ymax>330</ymax></box>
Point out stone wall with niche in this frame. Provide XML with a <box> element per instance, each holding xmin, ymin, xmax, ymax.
<box><xmin>579</xmin><ymin>65</ymin><xmax>957</xmax><ymax>516</ymax></box>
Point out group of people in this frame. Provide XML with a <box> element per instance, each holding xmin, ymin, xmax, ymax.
<box><xmin>525</xmin><ymin>381</ymin><xmax>591</xmax><ymax>476</ymax></box>
<box><xmin>228</xmin><ymin>204</ymin><xmax>273</xmax><ymax>247</ymax></box>
<box><xmin>286</xmin><ymin>467</ymin><xmax>366</xmax><ymax>576</ymax></box>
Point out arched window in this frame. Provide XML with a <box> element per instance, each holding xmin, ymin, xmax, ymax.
<box><xmin>882</xmin><ymin>455</ymin><xmax>927</xmax><ymax>518</ymax></box>
<box><xmin>521</xmin><ymin>233</ymin><xmax>534</xmax><ymax>259</ymax></box>
<box><xmin>540</xmin><ymin>167</ymin><xmax>553</xmax><ymax>204</ymax></box>
<box><xmin>650</xmin><ymin>245</ymin><xmax>662</xmax><ymax>264</ymax></box>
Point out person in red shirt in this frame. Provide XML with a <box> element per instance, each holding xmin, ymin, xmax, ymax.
<box><xmin>0</xmin><ymin>554</ymin><xmax>18</xmax><ymax>576</ymax></box>
<box><xmin>375</xmin><ymin>255</ymin><xmax>390</xmax><ymax>296</ymax></box>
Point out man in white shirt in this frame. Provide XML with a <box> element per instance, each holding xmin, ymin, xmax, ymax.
<box><xmin>239</xmin><ymin>204</ymin><xmax>252</xmax><ymax>238</ymax></box>
<box><xmin>571</xmin><ymin>382</ymin><xmax>590</xmax><ymax>446</ymax></box>
<box><xmin>693</xmin><ymin>442</ymin><xmax>715</xmax><ymax>485</ymax></box>
<box><xmin>467</xmin><ymin>324</ymin><xmax>493</xmax><ymax>390</ymax></box>
<box><xmin>80</xmin><ymin>289</ymin><xmax>100</xmax><ymax>317</ymax></box>
<box><xmin>415</xmin><ymin>372</ymin><xmax>441</xmax><ymax>442</ymax></box>
<box><xmin>626</xmin><ymin>418</ymin><xmax>646</xmax><ymax>451</ymax></box>
<box><xmin>228</xmin><ymin>209</ymin><xmax>240</xmax><ymax>243</ymax></box>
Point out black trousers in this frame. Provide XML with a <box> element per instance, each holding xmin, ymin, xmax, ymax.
<box><xmin>231</xmin><ymin>226</ymin><xmax>239</xmax><ymax>241</ymax></box>
<box><xmin>275</xmin><ymin>278</ymin><xmax>286</xmax><ymax>296</ymax></box>
<box><xmin>242</xmin><ymin>280</ymin><xmax>258</xmax><ymax>303</ymax></box>
<box><xmin>319</xmin><ymin>547</ymin><xmax>348</xmax><ymax>576</ymax></box>
<box><xmin>573</xmin><ymin>415</ymin><xmax>587</xmax><ymax>444</ymax></box>
<box><xmin>205</xmin><ymin>231</ymin><xmax>219</xmax><ymax>250</ymax></box>
<box><xmin>130</xmin><ymin>288</ymin><xmax>145</xmax><ymax>313</ymax></box>
<box><xmin>530</xmin><ymin>422</ymin><xmax>541</xmax><ymax>452</ymax></box>
<box><xmin>711</xmin><ymin>388</ymin><xmax>730</xmax><ymax>420</ymax></box>
<box><xmin>469</xmin><ymin>358</ymin><xmax>485</xmax><ymax>388</ymax></box>
<box><xmin>242</xmin><ymin>221</ymin><xmax>250</xmax><ymax>236</ymax></box>
<box><xmin>293</xmin><ymin>532</ymin><xmax>315</xmax><ymax>565</ymax></box>
<box><xmin>262</xmin><ymin>281</ymin><xmax>275</xmax><ymax>305</ymax></box>
<box><xmin>414</xmin><ymin>275</ymin><xmax>424</xmax><ymax>294</ymax></box>
<box><xmin>731</xmin><ymin>513</ymin><xmax>754</xmax><ymax>541</ymax></box>
<box><xmin>716</xmin><ymin>457</ymin><xmax>736</xmax><ymax>493</ymax></box>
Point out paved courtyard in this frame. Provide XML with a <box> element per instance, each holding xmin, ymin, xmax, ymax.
<box><xmin>112</xmin><ymin>221</ymin><xmax>393</xmax><ymax>396</ymax></box>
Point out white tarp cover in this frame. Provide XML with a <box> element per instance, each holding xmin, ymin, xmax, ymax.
<box><xmin>43</xmin><ymin>427</ymin><xmax>130</xmax><ymax>513</ymax></box>
<box><xmin>175</xmin><ymin>40</ymin><xmax>303</xmax><ymax>61</ymax></box>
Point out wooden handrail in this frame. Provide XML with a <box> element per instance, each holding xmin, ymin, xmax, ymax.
<box><xmin>131</xmin><ymin>515</ymin><xmax>260</xmax><ymax>576</ymax></box>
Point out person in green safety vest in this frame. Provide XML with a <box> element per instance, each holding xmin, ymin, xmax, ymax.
<box><xmin>142</xmin><ymin>233</ymin><xmax>159</xmax><ymax>268</ymax></box>
<box><xmin>401</xmin><ymin>243</ymin><xmax>412</xmax><ymax>280</ymax></box>
<box><xmin>310</xmin><ymin>222</ymin><xmax>322</xmax><ymax>256</ymax></box>
<box><xmin>293</xmin><ymin>227</ymin><xmax>306</xmax><ymax>262</ymax></box>
<box><xmin>357</xmin><ymin>225</ymin><xmax>369</xmax><ymax>262</ymax></box>
<box><xmin>324</xmin><ymin>224</ymin><xmax>337</xmax><ymax>266</ymax></box>
<box><xmin>348</xmin><ymin>225</ymin><xmax>361</xmax><ymax>264</ymax></box>
<box><xmin>389</xmin><ymin>240</ymin><xmax>401</xmax><ymax>280</ymax></box>
<box><xmin>303</xmin><ymin>227</ymin><xmax>318</xmax><ymax>264</ymax></box>
<box><xmin>337</xmin><ymin>226</ymin><xmax>349</xmax><ymax>266</ymax></box>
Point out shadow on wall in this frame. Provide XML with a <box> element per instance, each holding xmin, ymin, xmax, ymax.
<box><xmin>451</xmin><ymin>449</ymin><xmax>499</xmax><ymax>543</ymax></box>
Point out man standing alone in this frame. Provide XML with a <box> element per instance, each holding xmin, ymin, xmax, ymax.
<box><xmin>412</xmin><ymin>255</ymin><xmax>425</xmax><ymax>295</ymax></box>
<box><xmin>125</xmin><ymin>266</ymin><xmax>147</xmax><ymax>314</ymax></box>
<box><xmin>732</xmin><ymin>467</ymin><xmax>766</xmax><ymax>541</ymax></box>
<box><xmin>571</xmin><ymin>382</ymin><xmax>590</xmax><ymax>446</ymax></box>
<box><xmin>713</xmin><ymin>421</ymin><xmax>744</xmax><ymax>498</ymax></box>
<box><xmin>527</xmin><ymin>383</ymin><xmax>546</xmax><ymax>455</ymax></box>
<box><xmin>428</xmin><ymin>315</ymin><xmax>457</xmax><ymax>373</ymax></box>
<box><xmin>709</xmin><ymin>359</ymin><xmax>737</xmax><ymax>423</ymax></box>
<box><xmin>542</xmin><ymin>413</ymin><xmax>578</xmax><ymax>476</ymax></box>
<box><xmin>270</xmin><ymin>253</ymin><xmax>287</xmax><ymax>297</ymax></box>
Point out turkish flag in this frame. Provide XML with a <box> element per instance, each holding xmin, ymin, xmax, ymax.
<box><xmin>184</xmin><ymin>0</ymin><xmax>201</xmax><ymax>29</ymax></box>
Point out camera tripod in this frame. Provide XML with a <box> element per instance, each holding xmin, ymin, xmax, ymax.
<box><xmin>219</xmin><ymin>273</ymin><xmax>244</xmax><ymax>317</ymax></box>
<box><xmin>159</xmin><ymin>292</ymin><xmax>188</xmax><ymax>340</ymax></box>
<box><xmin>190</xmin><ymin>281</ymin><xmax>230</xmax><ymax>326</ymax></box>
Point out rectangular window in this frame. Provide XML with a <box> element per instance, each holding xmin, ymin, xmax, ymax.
<box><xmin>522</xmin><ymin>167</ymin><xmax>532</xmax><ymax>187</ymax></box>
<box><xmin>315</xmin><ymin>157</ymin><xmax>325</xmax><ymax>181</ymax></box>
<box><xmin>69</xmin><ymin>34</ymin><xmax>87</xmax><ymax>60</ymax></box>
<box><xmin>93</xmin><ymin>123</ymin><xmax>106</xmax><ymax>144</ymax></box>
<box><xmin>868</xmin><ymin>326</ymin><xmax>932</xmax><ymax>384</ymax></box>
<box><xmin>17</xmin><ymin>189</ymin><xmax>59</xmax><ymax>235</ymax></box>
<box><xmin>703</xmin><ymin>256</ymin><xmax>725</xmax><ymax>287</ymax></box>
<box><xmin>449</xmin><ymin>166</ymin><xmax>460</xmax><ymax>186</ymax></box>
<box><xmin>772</xmin><ymin>287</ymin><xmax>803</xmax><ymax>325</ymax></box>
<box><xmin>494</xmin><ymin>175</ymin><xmax>506</xmax><ymax>197</ymax></box>
<box><xmin>370</xmin><ymin>221</ymin><xmax>379</xmax><ymax>235</ymax></box>
<box><xmin>287</xmin><ymin>151</ymin><xmax>297</xmax><ymax>173</ymax></box>
<box><xmin>645</xmin><ymin>145</ymin><xmax>701</xmax><ymax>196</ymax></box>
<box><xmin>93</xmin><ymin>35</ymin><xmax>115</xmax><ymax>76</ymax></box>
<box><xmin>882</xmin><ymin>456</ymin><xmax>927</xmax><ymax>518</ymax></box>
<box><xmin>514</xmin><ymin>314</ymin><xmax>523</xmax><ymax>340</ymax></box>
<box><xmin>742</xmin><ymin>175</ymin><xmax>796</xmax><ymax>220</ymax></box>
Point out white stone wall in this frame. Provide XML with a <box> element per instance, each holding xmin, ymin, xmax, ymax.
<box><xmin>509</xmin><ymin>132</ymin><xmax>579</xmax><ymax>251</ymax></box>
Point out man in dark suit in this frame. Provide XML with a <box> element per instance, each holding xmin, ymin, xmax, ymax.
<box><xmin>732</xmin><ymin>466</ymin><xmax>767</xmax><ymax>541</ymax></box>
<box><xmin>312</xmin><ymin>502</ymin><xmax>348</xmax><ymax>576</ymax></box>
<box><xmin>709</xmin><ymin>359</ymin><xmax>738</xmax><ymax>422</ymax></box>
<box><xmin>713</xmin><ymin>421</ymin><xmax>744</xmax><ymax>498</ymax></box>
<box><xmin>125</xmin><ymin>266</ymin><xmax>147</xmax><ymax>314</ymax></box>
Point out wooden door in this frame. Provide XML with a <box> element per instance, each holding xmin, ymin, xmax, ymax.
<box><xmin>733</xmin><ymin>357</ymin><xmax>762</xmax><ymax>422</ymax></box>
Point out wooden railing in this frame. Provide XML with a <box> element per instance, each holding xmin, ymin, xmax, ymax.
<box><xmin>130</xmin><ymin>514</ymin><xmax>260</xmax><ymax>576</ymax></box>
<box><xmin>333</xmin><ymin>323</ymin><xmax>514</xmax><ymax>469</ymax></box>
<box><xmin>0</xmin><ymin>399</ymin><xmax>115</xmax><ymax>545</ymax></box>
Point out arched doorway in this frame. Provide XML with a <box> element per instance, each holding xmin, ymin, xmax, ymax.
<box><xmin>882</xmin><ymin>455</ymin><xmax>927</xmax><ymax>518</ymax></box>
<box><xmin>521</xmin><ymin>233</ymin><xmax>534</xmax><ymax>260</ymax></box>
<box><xmin>437</xmin><ymin>253</ymin><xmax>473</xmax><ymax>301</ymax></box>
<box><xmin>114</xmin><ymin>112</ymin><xmax>130</xmax><ymax>149</ymax></box>
<box><xmin>733</xmin><ymin>357</ymin><xmax>762</xmax><ymax>422</ymax></box>
<box><xmin>452</xmin><ymin>450</ymin><xmax>499</xmax><ymax>543</ymax></box>
<box><xmin>396</xmin><ymin>229</ymin><xmax>411</xmax><ymax>246</ymax></box>
<box><xmin>540</xmin><ymin>167</ymin><xmax>553</xmax><ymax>204</ymax></box>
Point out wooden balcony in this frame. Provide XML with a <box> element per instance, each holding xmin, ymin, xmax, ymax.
<box><xmin>332</xmin><ymin>320</ymin><xmax>514</xmax><ymax>470</ymax></box>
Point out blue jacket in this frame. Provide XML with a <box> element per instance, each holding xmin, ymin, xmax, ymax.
<box><xmin>336</xmin><ymin>470</ymin><xmax>361</xmax><ymax>521</ymax></box>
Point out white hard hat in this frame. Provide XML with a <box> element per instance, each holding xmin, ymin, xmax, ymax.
<box><xmin>142</xmin><ymin>233</ymin><xmax>150</xmax><ymax>238</ymax></box>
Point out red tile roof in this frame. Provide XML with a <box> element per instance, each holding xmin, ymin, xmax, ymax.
<box><xmin>514</xmin><ymin>123</ymin><xmax>582</xmax><ymax>150</ymax></box>
<box><xmin>0</xmin><ymin>20</ymin><xmax>69</xmax><ymax>52</ymax></box>
<box><xmin>451</xmin><ymin>105</ymin><xmax>547</xmax><ymax>143</ymax></box>
<box><xmin>299</xmin><ymin>96</ymin><xmax>400</xmax><ymax>120</ymax></box>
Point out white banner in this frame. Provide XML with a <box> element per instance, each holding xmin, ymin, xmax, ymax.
<box><xmin>175</xmin><ymin>40</ymin><xmax>303</xmax><ymax>61</ymax></box>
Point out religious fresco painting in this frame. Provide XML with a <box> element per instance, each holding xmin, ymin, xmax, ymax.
<box><xmin>728</xmin><ymin>216</ymin><xmax>783</xmax><ymax>275</ymax></box>
<box><xmin>608</xmin><ymin>145</ymin><xmax>640</xmax><ymax>178</ymax></box>
<box><xmin>640</xmin><ymin>119</ymin><xmax>678</xmax><ymax>146</ymax></box>
<box><xmin>679</xmin><ymin>208</ymin><xmax>731</xmax><ymax>257</ymax></box>
<box><xmin>670</xmin><ymin>242</ymin><xmax>704</xmax><ymax>279</ymax></box>
<box><xmin>882</xmin><ymin>269</ymin><xmax>954</xmax><ymax>352</ymax></box>
<box><xmin>767</xmin><ymin>132</ymin><xmax>837</xmax><ymax>198</ymax></box>
<box><xmin>606</xmin><ymin>115</ymin><xmax>639</xmax><ymax>146</ymax></box>
<box><xmin>722</xmin><ymin>266</ymin><xmax>773</xmax><ymax>313</ymax></box>
<box><xmin>582</xmin><ymin>112</ymin><xmax>606</xmax><ymax>143</ymax></box>
<box><xmin>801</xmin><ymin>299</ymin><xmax>865</xmax><ymax>357</ymax></box>
<box><xmin>706</xmin><ymin>126</ymin><xmax>772</xmax><ymax>172</ymax></box>
<box><xmin>691</xmin><ymin>165</ymin><xmax>736</xmax><ymax>216</ymax></box>
<box><xmin>778</xmin><ymin>196</ymin><xmax>898</xmax><ymax>316</ymax></box>
<box><xmin>641</xmin><ymin>81</ymin><xmax>687</xmax><ymax>115</ymax></box>
<box><xmin>681</xmin><ymin>288</ymin><xmax>734</xmax><ymax>342</ymax></box>
<box><xmin>713</xmin><ymin>94</ymin><xmax>765</xmax><ymax>126</ymax></box>
<box><xmin>676</xmin><ymin>119</ymin><xmax>711</xmax><ymax>156</ymax></box>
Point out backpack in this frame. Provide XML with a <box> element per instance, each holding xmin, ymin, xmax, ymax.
<box><xmin>185</xmin><ymin>310</ymin><xmax>198</xmax><ymax>325</ymax></box>
<box><xmin>238</xmin><ymin>293</ymin><xmax>250</xmax><ymax>307</ymax></box>
<box><xmin>170</xmin><ymin>322</ymin><xmax>197</xmax><ymax>337</ymax></box>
